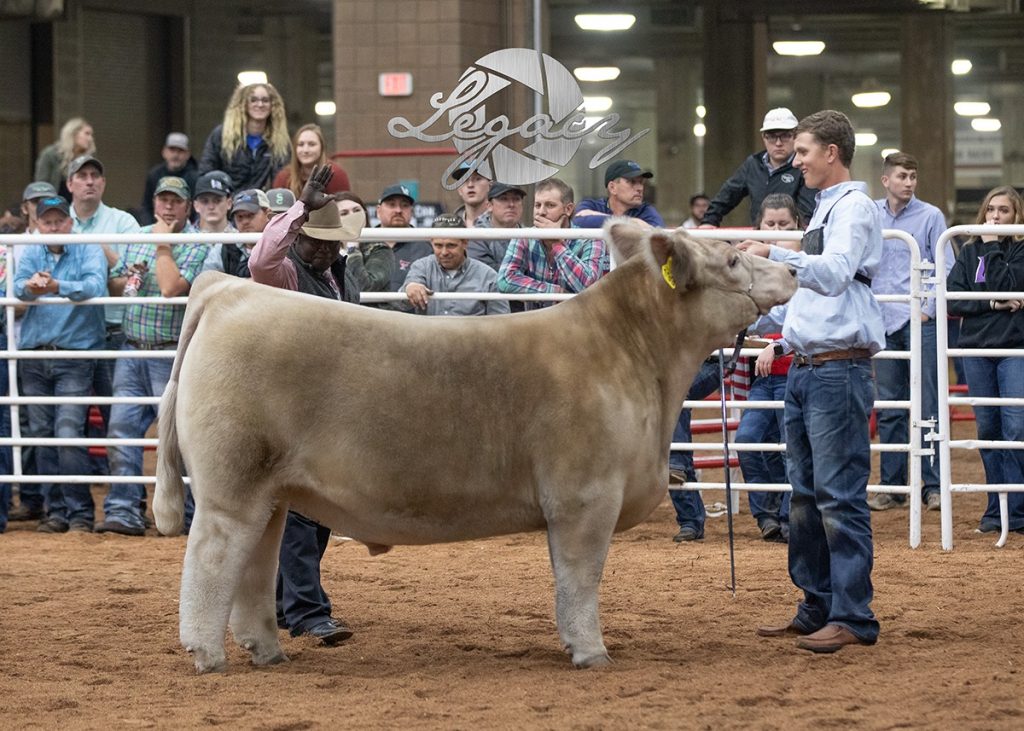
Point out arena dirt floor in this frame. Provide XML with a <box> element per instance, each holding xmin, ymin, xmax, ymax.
<box><xmin>2</xmin><ymin>419</ymin><xmax>1022</xmax><ymax>730</ymax></box>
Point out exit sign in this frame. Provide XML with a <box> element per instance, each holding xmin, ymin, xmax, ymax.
<box><xmin>379</xmin><ymin>72</ymin><xmax>413</xmax><ymax>97</ymax></box>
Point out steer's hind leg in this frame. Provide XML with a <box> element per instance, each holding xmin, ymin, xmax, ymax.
<box><xmin>179</xmin><ymin>506</ymin><xmax>271</xmax><ymax>674</ymax></box>
<box><xmin>545</xmin><ymin>497</ymin><xmax>619</xmax><ymax>668</ymax></box>
<box><xmin>229</xmin><ymin>503</ymin><xmax>289</xmax><ymax>667</ymax></box>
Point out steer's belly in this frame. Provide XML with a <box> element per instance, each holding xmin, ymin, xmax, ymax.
<box><xmin>284</xmin><ymin>482</ymin><xmax>550</xmax><ymax>546</ymax></box>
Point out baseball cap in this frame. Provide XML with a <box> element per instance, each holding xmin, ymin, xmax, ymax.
<box><xmin>266</xmin><ymin>188</ymin><xmax>296</xmax><ymax>213</ymax></box>
<box><xmin>760</xmin><ymin>107</ymin><xmax>799</xmax><ymax>132</ymax></box>
<box><xmin>67</xmin><ymin>154</ymin><xmax>104</xmax><ymax>178</ymax></box>
<box><xmin>487</xmin><ymin>182</ymin><xmax>527</xmax><ymax>200</ymax></box>
<box><xmin>452</xmin><ymin>160</ymin><xmax>486</xmax><ymax>181</ymax></box>
<box><xmin>154</xmin><ymin>176</ymin><xmax>191</xmax><ymax>201</ymax></box>
<box><xmin>22</xmin><ymin>181</ymin><xmax>57</xmax><ymax>202</ymax></box>
<box><xmin>231</xmin><ymin>189</ymin><xmax>271</xmax><ymax>215</ymax></box>
<box><xmin>164</xmin><ymin>132</ymin><xmax>190</xmax><ymax>150</ymax></box>
<box><xmin>604</xmin><ymin>160</ymin><xmax>653</xmax><ymax>185</ymax></box>
<box><xmin>193</xmin><ymin>171</ymin><xmax>233</xmax><ymax>199</ymax></box>
<box><xmin>379</xmin><ymin>183</ymin><xmax>415</xmax><ymax>205</ymax></box>
<box><xmin>35</xmin><ymin>195</ymin><xmax>71</xmax><ymax>218</ymax></box>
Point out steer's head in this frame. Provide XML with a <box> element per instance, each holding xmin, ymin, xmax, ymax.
<box><xmin>606</xmin><ymin>220</ymin><xmax>797</xmax><ymax>340</ymax></box>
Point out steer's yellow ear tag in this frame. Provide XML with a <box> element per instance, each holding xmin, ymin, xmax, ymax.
<box><xmin>661</xmin><ymin>261</ymin><xmax>676</xmax><ymax>289</ymax></box>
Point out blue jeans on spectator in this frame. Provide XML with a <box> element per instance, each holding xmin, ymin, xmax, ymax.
<box><xmin>21</xmin><ymin>358</ymin><xmax>96</xmax><ymax>527</ymax></box>
<box><xmin>103</xmin><ymin>346</ymin><xmax>193</xmax><ymax>531</ymax></box>
<box><xmin>276</xmin><ymin>511</ymin><xmax>334</xmax><ymax>634</ymax></box>
<box><xmin>947</xmin><ymin>317</ymin><xmax>967</xmax><ymax>385</ymax></box>
<box><xmin>963</xmin><ymin>356</ymin><xmax>1024</xmax><ymax>532</ymax></box>
<box><xmin>14</xmin><ymin>379</ymin><xmax>43</xmax><ymax>515</ymax></box>
<box><xmin>669</xmin><ymin>361</ymin><xmax>722</xmax><ymax>534</ymax></box>
<box><xmin>0</xmin><ymin>360</ymin><xmax>11</xmax><ymax>532</ymax></box>
<box><xmin>89</xmin><ymin>325</ymin><xmax>124</xmax><ymax>476</ymax></box>
<box><xmin>785</xmin><ymin>360</ymin><xmax>879</xmax><ymax>644</ymax></box>
<box><xmin>874</xmin><ymin>319</ymin><xmax>941</xmax><ymax>501</ymax></box>
<box><xmin>735</xmin><ymin>373</ymin><xmax>790</xmax><ymax>525</ymax></box>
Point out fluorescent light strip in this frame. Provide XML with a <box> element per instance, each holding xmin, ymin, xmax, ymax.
<box><xmin>237</xmin><ymin>70</ymin><xmax>268</xmax><ymax>85</ymax></box>
<box><xmin>971</xmin><ymin>118</ymin><xmax>1001</xmax><ymax>132</ymax></box>
<box><xmin>772</xmin><ymin>41</ymin><xmax>825</xmax><ymax>56</ymax></box>
<box><xmin>575</xmin><ymin>14</ymin><xmax>636</xmax><ymax>31</ymax></box>
<box><xmin>951</xmin><ymin>59</ymin><xmax>972</xmax><ymax>75</ymax></box>
<box><xmin>573</xmin><ymin>67</ymin><xmax>621</xmax><ymax>82</ymax></box>
<box><xmin>583</xmin><ymin>96</ymin><xmax>612</xmax><ymax>112</ymax></box>
<box><xmin>852</xmin><ymin>92</ymin><xmax>891</xmax><ymax>108</ymax></box>
<box><xmin>855</xmin><ymin>132</ymin><xmax>878</xmax><ymax>146</ymax></box>
<box><xmin>954</xmin><ymin>101</ymin><xmax>991</xmax><ymax>117</ymax></box>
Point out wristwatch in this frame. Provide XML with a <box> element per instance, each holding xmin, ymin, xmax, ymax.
<box><xmin>773</xmin><ymin>343</ymin><xmax>785</xmax><ymax>357</ymax></box>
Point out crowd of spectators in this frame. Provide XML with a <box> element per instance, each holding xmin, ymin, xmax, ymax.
<box><xmin>0</xmin><ymin>92</ymin><xmax>1020</xmax><ymax>556</ymax></box>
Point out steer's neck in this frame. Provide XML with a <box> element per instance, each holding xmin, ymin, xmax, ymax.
<box><xmin>570</xmin><ymin>261</ymin><xmax>709</xmax><ymax>408</ymax></box>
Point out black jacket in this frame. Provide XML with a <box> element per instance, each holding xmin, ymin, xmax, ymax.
<box><xmin>947</xmin><ymin>237</ymin><xmax>1024</xmax><ymax>349</ymax></box>
<box><xmin>140</xmin><ymin>158</ymin><xmax>199</xmax><ymax>224</ymax></box>
<box><xmin>702</xmin><ymin>152</ymin><xmax>817</xmax><ymax>227</ymax></box>
<box><xmin>198</xmin><ymin>124</ymin><xmax>288</xmax><ymax>192</ymax></box>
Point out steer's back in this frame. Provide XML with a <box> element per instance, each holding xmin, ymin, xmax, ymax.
<box><xmin>177</xmin><ymin>278</ymin><xmax>667</xmax><ymax>544</ymax></box>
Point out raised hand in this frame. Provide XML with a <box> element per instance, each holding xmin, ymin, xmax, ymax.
<box><xmin>299</xmin><ymin>164</ymin><xmax>336</xmax><ymax>211</ymax></box>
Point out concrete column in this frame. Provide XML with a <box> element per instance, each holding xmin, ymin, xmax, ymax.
<box><xmin>655</xmin><ymin>54</ymin><xmax>701</xmax><ymax>227</ymax></box>
<box><xmin>701</xmin><ymin>7</ymin><xmax>767</xmax><ymax>227</ymax></box>
<box><xmin>900</xmin><ymin>14</ymin><xmax>953</xmax><ymax>216</ymax></box>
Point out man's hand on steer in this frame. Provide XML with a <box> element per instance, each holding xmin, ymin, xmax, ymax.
<box><xmin>299</xmin><ymin>164</ymin><xmax>336</xmax><ymax>211</ymax></box>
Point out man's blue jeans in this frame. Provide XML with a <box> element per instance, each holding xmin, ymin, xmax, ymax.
<box><xmin>669</xmin><ymin>361</ymin><xmax>721</xmax><ymax>532</ymax></box>
<box><xmin>785</xmin><ymin>359</ymin><xmax>879</xmax><ymax>644</ymax></box>
<box><xmin>20</xmin><ymin>358</ymin><xmax>96</xmax><ymax>526</ymax></box>
<box><xmin>735</xmin><ymin>373</ymin><xmax>790</xmax><ymax>523</ymax></box>
<box><xmin>103</xmin><ymin>347</ymin><xmax>193</xmax><ymax>530</ymax></box>
<box><xmin>963</xmin><ymin>356</ymin><xmax>1024</xmax><ymax>531</ymax></box>
<box><xmin>276</xmin><ymin>511</ymin><xmax>334</xmax><ymax>634</ymax></box>
<box><xmin>874</xmin><ymin>319</ymin><xmax>940</xmax><ymax>500</ymax></box>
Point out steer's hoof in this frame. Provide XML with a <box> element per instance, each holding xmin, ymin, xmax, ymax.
<box><xmin>572</xmin><ymin>651</ymin><xmax>612</xmax><ymax>669</ymax></box>
<box><xmin>188</xmin><ymin>647</ymin><xmax>228</xmax><ymax>674</ymax></box>
<box><xmin>251</xmin><ymin>649</ymin><xmax>289</xmax><ymax>667</ymax></box>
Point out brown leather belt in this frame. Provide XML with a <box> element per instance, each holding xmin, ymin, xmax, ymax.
<box><xmin>126</xmin><ymin>339</ymin><xmax>177</xmax><ymax>350</ymax></box>
<box><xmin>792</xmin><ymin>348</ymin><xmax>872</xmax><ymax>367</ymax></box>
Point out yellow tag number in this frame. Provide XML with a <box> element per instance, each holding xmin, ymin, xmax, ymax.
<box><xmin>661</xmin><ymin>261</ymin><xmax>676</xmax><ymax>289</ymax></box>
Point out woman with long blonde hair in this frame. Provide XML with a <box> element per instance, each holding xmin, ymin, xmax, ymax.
<box><xmin>34</xmin><ymin>117</ymin><xmax>95</xmax><ymax>191</ymax></box>
<box><xmin>199</xmin><ymin>82</ymin><xmax>291</xmax><ymax>191</ymax></box>
<box><xmin>273</xmin><ymin>123</ymin><xmax>350</xmax><ymax>199</ymax></box>
<box><xmin>947</xmin><ymin>185</ymin><xmax>1024</xmax><ymax>534</ymax></box>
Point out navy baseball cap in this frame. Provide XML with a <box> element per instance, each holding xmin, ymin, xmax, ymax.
<box><xmin>231</xmin><ymin>189</ymin><xmax>271</xmax><ymax>215</ymax></box>
<box><xmin>487</xmin><ymin>182</ymin><xmax>527</xmax><ymax>200</ymax></box>
<box><xmin>193</xmin><ymin>171</ymin><xmax>233</xmax><ymax>199</ymax></box>
<box><xmin>36</xmin><ymin>195</ymin><xmax>71</xmax><ymax>218</ymax></box>
<box><xmin>379</xmin><ymin>183</ymin><xmax>415</xmax><ymax>205</ymax></box>
<box><xmin>604</xmin><ymin>160</ymin><xmax>653</xmax><ymax>185</ymax></box>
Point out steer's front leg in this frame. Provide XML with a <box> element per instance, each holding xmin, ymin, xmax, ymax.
<box><xmin>544</xmin><ymin>495</ymin><xmax>620</xmax><ymax>668</ymax></box>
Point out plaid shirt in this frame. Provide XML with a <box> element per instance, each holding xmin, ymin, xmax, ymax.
<box><xmin>111</xmin><ymin>222</ymin><xmax>206</xmax><ymax>344</ymax></box>
<box><xmin>497</xmin><ymin>234</ymin><xmax>606</xmax><ymax>310</ymax></box>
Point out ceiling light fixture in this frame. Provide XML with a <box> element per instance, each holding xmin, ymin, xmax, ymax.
<box><xmin>971</xmin><ymin>118</ymin><xmax>1001</xmax><ymax>132</ymax></box>
<box><xmin>954</xmin><ymin>101</ymin><xmax>991</xmax><ymax>117</ymax></box>
<box><xmin>880</xmin><ymin>148</ymin><xmax>900</xmax><ymax>159</ymax></box>
<box><xmin>772</xmin><ymin>41</ymin><xmax>825</xmax><ymax>56</ymax></box>
<box><xmin>237</xmin><ymin>70</ymin><xmax>268</xmax><ymax>85</ymax></box>
<box><xmin>573</xmin><ymin>66</ymin><xmax>621</xmax><ymax>82</ymax></box>
<box><xmin>583</xmin><ymin>96</ymin><xmax>613</xmax><ymax>112</ymax></box>
<box><xmin>696</xmin><ymin>105</ymin><xmax>706</xmax><ymax>119</ymax></box>
<box><xmin>314</xmin><ymin>101</ymin><xmax>336</xmax><ymax>117</ymax></box>
<box><xmin>855</xmin><ymin>132</ymin><xmax>878</xmax><ymax>146</ymax></box>
<box><xmin>693</xmin><ymin>123</ymin><xmax>706</xmax><ymax>138</ymax></box>
<box><xmin>575</xmin><ymin>14</ymin><xmax>636</xmax><ymax>32</ymax></box>
<box><xmin>951</xmin><ymin>59</ymin><xmax>972</xmax><ymax>75</ymax></box>
<box><xmin>851</xmin><ymin>91</ymin><xmax>891</xmax><ymax>108</ymax></box>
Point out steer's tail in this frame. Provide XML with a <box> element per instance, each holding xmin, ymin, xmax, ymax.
<box><xmin>154</xmin><ymin>272</ymin><xmax>226</xmax><ymax>536</ymax></box>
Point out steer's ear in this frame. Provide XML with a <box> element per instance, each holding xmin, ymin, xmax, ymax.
<box><xmin>605</xmin><ymin>219</ymin><xmax>646</xmax><ymax>262</ymax></box>
<box><xmin>651</xmin><ymin>230</ymin><xmax>699</xmax><ymax>293</ymax></box>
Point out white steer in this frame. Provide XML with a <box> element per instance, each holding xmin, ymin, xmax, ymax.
<box><xmin>154</xmin><ymin>221</ymin><xmax>797</xmax><ymax>673</ymax></box>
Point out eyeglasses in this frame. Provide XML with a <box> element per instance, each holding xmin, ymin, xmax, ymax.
<box><xmin>248</xmin><ymin>96</ymin><xmax>272</xmax><ymax>105</ymax></box>
<box><xmin>763</xmin><ymin>132</ymin><xmax>795</xmax><ymax>143</ymax></box>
